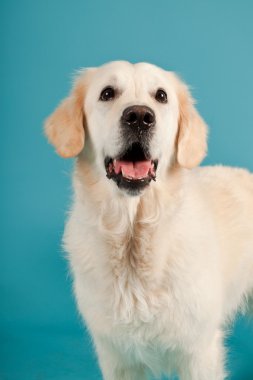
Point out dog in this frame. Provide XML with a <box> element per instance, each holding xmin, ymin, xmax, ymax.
<box><xmin>45</xmin><ymin>61</ymin><xmax>253</xmax><ymax>380</ymax></box>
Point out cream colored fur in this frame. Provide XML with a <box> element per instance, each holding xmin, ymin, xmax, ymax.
<box><xmin>45</xmin><ymin>61</ymin><xmax>253</xmax><ymax>380</ymax></box>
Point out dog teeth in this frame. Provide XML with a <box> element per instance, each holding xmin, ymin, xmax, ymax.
<box><xmin>121</xmin><ymin>167</ymin><xmax>146</xmax><ymax>180</ymax></box>
<box><xmin>121</xmin><ymin>168</ymin><xmax>133</xmax><ymax>179</ymax></box>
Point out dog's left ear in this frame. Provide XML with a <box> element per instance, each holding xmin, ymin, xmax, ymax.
<box><xmin>175</xmin><ymin>78</ymin><xmax>208</xmax><ymax>169</ymax></box>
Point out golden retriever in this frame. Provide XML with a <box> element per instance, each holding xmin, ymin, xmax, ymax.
<box><xmin>45</xmin><ymin>61</ymin><xmax>253</xmax><ymax>380</ymax></box>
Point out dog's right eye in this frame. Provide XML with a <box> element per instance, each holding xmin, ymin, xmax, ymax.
<box><xmin>99</xmin><ymin>87</ymin><xmax>115</xmax><ymax>101</ymax></box>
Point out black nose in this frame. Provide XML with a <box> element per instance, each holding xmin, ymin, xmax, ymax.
<box><xmin>122</xmin><ymin>105</ymin><xmax>155</xmax><ymax>130</ymax></box>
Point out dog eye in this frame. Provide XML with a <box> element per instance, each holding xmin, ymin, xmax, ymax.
<box><xmin>155</xmin><ymin>89</ymin><xmax>168</xmax><ymax>103</ymax></box>
<box><xmin>99</xmin><ymin>87</ymin><xmax>115</xmax><ymax>101</ymax></box>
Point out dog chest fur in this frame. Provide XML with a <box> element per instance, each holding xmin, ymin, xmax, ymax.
<box><xmin>64</xmin><ymin>164</ymin><xmax>224</xmax><ymax>360</ymax></box>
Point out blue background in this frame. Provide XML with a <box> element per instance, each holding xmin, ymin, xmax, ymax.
<box><xmin>1</xmin><ymin>0</ymin><xmax>253</xmax><ymax>379</ymax></box>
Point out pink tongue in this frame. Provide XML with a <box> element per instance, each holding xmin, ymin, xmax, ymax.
<box><xmin>114</xmin><ymin>160</ymin><xmax>152</xmax><ymax>179</ymax></box>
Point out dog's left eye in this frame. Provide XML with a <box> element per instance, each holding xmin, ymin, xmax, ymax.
<box><xmin>99</xmin><ymin>87</ymin><xmax>115</xmax><ymax>101</ymax></box>
<box><xmin>155</xmin><ymin>89</ymin><xmax>168</xmax><ymax>103</ymax></box>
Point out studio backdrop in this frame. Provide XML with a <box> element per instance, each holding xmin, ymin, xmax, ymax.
<box><xmin>1</xmin><ymin>0</ymin><xmax>253</xmax><ymax>379</ymax></box>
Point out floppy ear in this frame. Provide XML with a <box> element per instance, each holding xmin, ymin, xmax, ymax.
<box><xmin>176</xmin><ymin>79</ymin><xmax>208</xmax><ymax>169</ymax></box>
<box><xmin>44</xmin><ymin>77</ymin><xmax>86</xmax><ymax>158</ymax></box>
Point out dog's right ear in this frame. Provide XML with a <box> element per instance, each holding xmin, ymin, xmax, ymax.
<box><xmin>44</xmin><ymin>70</ymin><xmax>94</xmax><ymax>158</ymax></box>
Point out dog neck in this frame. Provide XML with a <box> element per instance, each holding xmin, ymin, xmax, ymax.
<box><xmin>74</xmin><ymin>155</ymin><xmax>184</xmax><ymax>265</ymax></box>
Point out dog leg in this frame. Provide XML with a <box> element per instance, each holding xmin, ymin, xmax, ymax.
<box><xmin>95</xmin><ymin>339</ymin><xmax>147</xmax><ymax>380</ymax></box>
<box><xmin>101</xmin><ymin>365</ymin><xmax>147</xmax><ymax>380</ymax></box>
<box><xmin>178</xmin><ymin>330</ymin><xmax>226</xmax><ymax>380</ymax></box>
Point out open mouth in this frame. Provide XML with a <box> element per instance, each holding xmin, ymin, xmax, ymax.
<box><xmin>105</xmin><ymin>142</ymin><xmax>158</xmax><ymax>194</ymax></box>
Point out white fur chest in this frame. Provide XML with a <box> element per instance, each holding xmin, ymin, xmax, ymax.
<box><xmin>64</xmin><ymin>191</ymin><xmax>221</xmax><ymax>362</ymax></box>
<box><xmin>65</xmin><ymin>194</ymin><xmax>168</xmax><ymax>326</ymax></box>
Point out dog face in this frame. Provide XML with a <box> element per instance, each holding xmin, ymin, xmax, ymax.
<box><xmin>45</xmin><ymin>61</ymin><xmax>207</xmax><ymax>195</ymax></box>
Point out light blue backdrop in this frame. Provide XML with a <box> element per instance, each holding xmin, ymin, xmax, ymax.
<box><xmin>1</xmin><ymin>0</ymin><xmax>253</xmax><ymax>379</ymax></box>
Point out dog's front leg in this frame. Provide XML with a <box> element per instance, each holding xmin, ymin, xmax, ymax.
<box><xmin>178</xmin><ymin>330</ymin><xmax>226</xmax><ymax>380</ymax></box>
<box><xmin>94</xmin><ymin>338</ymin><xmax>147</xmax><ymax>380</ymax></box>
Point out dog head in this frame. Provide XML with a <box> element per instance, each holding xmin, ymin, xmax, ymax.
<box><xmin>45</xmin><ymin>61</ymin><xmax>207</xmax><ymax>195</ymax></box>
